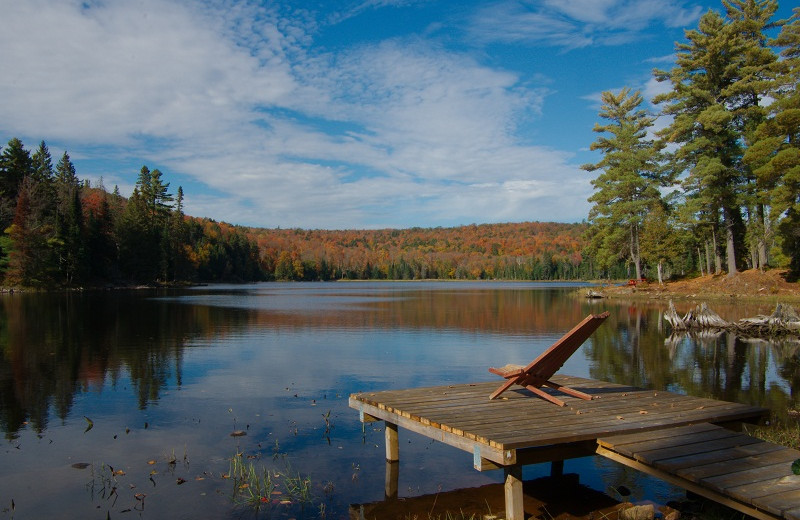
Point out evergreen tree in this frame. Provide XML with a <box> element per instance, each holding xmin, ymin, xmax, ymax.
<box><xmin>31</xmin><ymin>141</ymin><xmax>54</xmax><ymax>184</ymax></box>
<box><xmin>640</xmin><ymin>201</ymin><xmax>683</xmax><ymax>284</ymax></box>
<box><xmin>725</xmin><ymin>0</ymin><xmax>782</xmax><ymax>270</ymax></box>
<box><xmin>117</xmin><ymin>186</ymin><xmax>159</xmax><ymax>282</ymax></box>
<box><xmin>0</xmin><ymin>138</ymin><xmax>33</xmax><ymax>230</ymax></box>
<box><xmin>52</xmin><ymin>152</ymin><xmax>85</xmax><ymax>284</ymax></box>
<box><xmin>169</xmin><ymin>186</ymin><xmax>189</xmax><ymax>281</ymax></box>
<box><xmin>85</xmin><ymin>190</ymin><xmax>117</xmax><ymax>281</ymax></box>
<box><xmin>583</xmin><ymin>88</ymin><xmax>666</xmax><ymax>280</ymax></box>
<box><xmin>5</xmin><ymin>178</ymin><xmax>53</xmax><ymax>286</ymax></box>
<box><xmin>654</xmin><ymin>3</ymin><xmax>781</xmax><ymax>277</ymax></box>
<box><xmin>744</xmin><ymin>7</ymin><xmax>800</xmax><ymax>276</ymax></box>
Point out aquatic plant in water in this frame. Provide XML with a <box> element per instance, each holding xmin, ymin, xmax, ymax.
<box><xmin>228</xmin><ymin>449</ymin><xmax>315</xmax><ymax>511</ymax></box>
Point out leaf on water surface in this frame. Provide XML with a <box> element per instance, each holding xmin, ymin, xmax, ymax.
<box><xmin>113</xmin><ymin>469</ymin><xmax>125</xmax><ymax>476</ymax></box>
<box><xmin>792</xmin><ymin>459</ymin><xmax>800</xmax><ymax>475</ymax></box>
<box><xmin>230</xmin><ymin>430</ymin><xmax>247</xmax><ymax>437</ymax></box>
<box><xmin>147</xmin><ymin>460</ymin><xmax>156</xmax><ymax>465</ymax></box>
<box><xmin>176</xmin><ymin>478</ymin><xmax>187</xmax><ymax>485</ymax></box>
<box><xmin>71</xmin><ymin>462</ymin><xmax>91</xmax><ymax>469</ymax></box>
<box><xmin>83</xmin><ymin>416</ymin><xmax>94</xmax><ymax>433</ymax></box>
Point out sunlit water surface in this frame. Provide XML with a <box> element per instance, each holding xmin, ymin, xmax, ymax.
<box><xmin>1</xmin><ymin>282</ymin><xmax>797</xmax><ymax>518</ymax></box>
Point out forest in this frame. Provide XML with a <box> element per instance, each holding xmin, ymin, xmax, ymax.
<box><xmin>250</xmin><ymin>222</ymin><xmax>592</xmax><ymax>281</ymax></box>
<box><xmin>0</xmin><ymin>139</ymin><xmax>595</xmax><ymax>287</ymax></box>
<box><xmin>1</xmin><ymin>0</ymin><xmax>798</xmax><ymax>288</ymax></box>
<box><xmin>584</xmin><ymin>1</ymin><xmax>800</xmax><ymax>284</ymax></box>
<box><xmin>0</xmin><ymin>140</ymin><xmax>263</xmax><ymax>286</ymax></box>
<box><xmin>0</xmin><ymin>138</ymin><xmax>597</xmax><ymax>286</ymax></box>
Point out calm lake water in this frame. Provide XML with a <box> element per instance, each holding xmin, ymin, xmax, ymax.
<box><xmin>1</xmin><ymin>282</ymin><xmax>797</xmax><ymax>519</ymax></box>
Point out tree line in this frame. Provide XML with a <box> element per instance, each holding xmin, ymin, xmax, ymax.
<box><xmin>585</xmin><ymin>0</ymin><xmax>800</xmax><ymax>283</ymax></box>
<box><xmin>0</xmin><ymin>138</ymin><xmax>603</xmax><ymax>287</ymax></box>
<box><xmin>249</xmin><ymin>222</ymin><xmax>597</xmax><ymax>281</ymax></box>
<box><xmin>0</xmin><ymin>138</ymin><xmax>263</xmax><ymax>287</ymax></box>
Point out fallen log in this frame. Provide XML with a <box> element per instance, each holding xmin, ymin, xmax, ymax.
<box><xmin>664</xmin><ymin>301</ymin><xmax>800</xmax><ymax>338</ymax></box>
<box><xmin>735</xmin><ymin>303</ymin><xmax>800</xmax><ymax>335</ymax></box>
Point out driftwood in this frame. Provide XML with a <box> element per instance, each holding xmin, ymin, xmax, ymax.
<box><xmin>586</xmin><ymin>289</ymin><xmax>606</xmax><ymax>299</ymax></box>
<box><xmin>736</xmin><ymin>303</ymin><xmax>800</xmax><ymax>335</ymax></box>
<box><xmin>665</xmin><ymin>301</ymin><xmax>729</xmax><ymax>331</ymax></box>
<box><xmin>665</xmin><ymin>301</ymin><xmax>800</xmax><ymax>337</ymax></box>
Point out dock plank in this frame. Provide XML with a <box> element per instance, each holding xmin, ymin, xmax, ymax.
<box><xmin>597</xmin><ymin>423</ymin><xmax>800</xmax><ymax>520</ymax></box>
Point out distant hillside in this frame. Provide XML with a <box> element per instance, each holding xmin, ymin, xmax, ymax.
<box><xmin>248</xmin><ymin>221</ymin><xmax>590</xmax><ymax>281</ymax></box>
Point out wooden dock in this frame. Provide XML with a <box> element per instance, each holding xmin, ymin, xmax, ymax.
<box><xmin>598</xmin><ymin>423</ymin><xmax>800</xmax><ymax>520</ymax></box>
<box><xmin>350</xmin><ymin>375</ymin><xmax>773</xmax><ymax>520</ymax></box>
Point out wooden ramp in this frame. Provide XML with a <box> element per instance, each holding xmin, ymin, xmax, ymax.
<box><xmin>597</xmin><ymin>423</ymin><xmax>800</xmax><ymax>520</ymax></box>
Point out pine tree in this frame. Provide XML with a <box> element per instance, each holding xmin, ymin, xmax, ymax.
<box><xmin>52</xmin><ymin>152</ymin><xmax>85</xmax><ymax>284</ymax></box>
<box><xmin>0</xmin><ymin>138</ymin><xmax>33</xmax><ymax>230</ymax></box>
<box><xmin>5</xmin><ymin>178</ymin><xmax>53</xmax><ymax>286</ymax></box>
<box><xmin>744</xmin><ymin>7</ymin><xmax>800</xmax><ymax>276</ymax></box>
<box><xmin>654</xmin><ymin>3</ymin><xmax>781</xmax><ymax>277</ymax></box>
<box><xmin>725</xmin><ymin>0</ymin><xmax>782</xmax><ymax>270</ymax></box>
<box><xmin>583</xmin><ymin>88</ymin><xmax>666</xmax><ymax>280</ymax></box>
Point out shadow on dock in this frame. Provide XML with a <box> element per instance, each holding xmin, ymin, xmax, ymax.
<box><xmin>349</xmin><ymin>474</ymin><xmax>622</xmax><ymax>520</ymax></box>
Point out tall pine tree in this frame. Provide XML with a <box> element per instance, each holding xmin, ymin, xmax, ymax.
<box><xmin>744</xmin><ymin>7</ymin><xmax>800</xmax><ymax>276</ymax></box>
<box><xmin>583</xmin><ymin>88</ymin><xmax>666</xmax><ymax>280</ymax></box>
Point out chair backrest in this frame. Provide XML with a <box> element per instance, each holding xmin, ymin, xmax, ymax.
<box><xmin>522</xmin><ymin>312</ymin><xmax>609</xmax><ymax>384</ymax></box>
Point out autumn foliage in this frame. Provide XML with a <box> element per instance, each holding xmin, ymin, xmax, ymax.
<box><xmin>0</xmin><ymin>138</ymin><xmax>593</xmax><ymax>286</ymax></box>
<box><xmin>249</xmin><ymin>222</ymin><xmax>590</xmax><ymax>281</ymax></box>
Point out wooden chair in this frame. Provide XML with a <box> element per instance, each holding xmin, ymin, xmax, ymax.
<box><xmin>489</xmin><ymin>312</ymin><xmax>609</xmax><ymax>406</ymax></box>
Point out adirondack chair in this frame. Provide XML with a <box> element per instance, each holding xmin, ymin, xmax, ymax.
<box><xmin>489</xmin><ymin>311</ymin><xmax>609</xmax><ymax>406</ymax></box>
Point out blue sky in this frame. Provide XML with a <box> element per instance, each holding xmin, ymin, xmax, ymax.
<box><xmin>0</xmin><ymin>0</ymin><xmax>793</xmax><ymax>229</ymax></box>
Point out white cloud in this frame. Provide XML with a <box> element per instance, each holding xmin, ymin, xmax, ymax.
<box><xmin>1</xmin><ymin>0</ymin><xmax>594</xmax><ymax>229</ymax></box>
<box><xmin>0</xmin><ymin>0</ymin><xmax>294</xmax><ymax>144</ymax></box>
<box><xmin>467</xmin><ymin>0</ymin><xmax>702</xmax><ymax>48</ymax></box>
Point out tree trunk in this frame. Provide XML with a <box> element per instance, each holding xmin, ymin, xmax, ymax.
<box><xmin>630</xmin><ymin>224</ymin><xmax>641</xmax><ymax>280</ymax></box>
<box><xmin>657</xmin><ymin>259</ymin><xmax>664</xmax><ymax>285</ymax></box>
<box><xmin>724</xmin><ymin>208</ymin><xmax>737</xmax><ymax>278</ymax></box>
<box><xmin>705</xmin><ymin>241</ymin><xmax>712</xmax><ymax>275</ymax></box>
<box><xmin>758</xmin><ymin>204</ymin><xmax>768</xmax><ymax>270</ymax></box>
<box><xmin>697</xmin><ymin>247</ymin><xmax>704</xmax><ymax>277</ymax></box>
<box><xmin>712</xmin><ymin>230</ymin><xmax>722</xmax><ymax>275</ymax></box>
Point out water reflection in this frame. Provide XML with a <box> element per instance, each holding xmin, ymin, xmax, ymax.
<box><xmin>0</xmin><ymin>283</ymin><xmax>798</xmax><ymax>519</ymax></box>
<box><xmin>0</xmin><ymin>290</ymin><xmax>253</xmax><ymax>438</ymax></box>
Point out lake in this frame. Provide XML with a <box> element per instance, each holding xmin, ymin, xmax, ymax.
<box><xmin>1</xmin><ymin>282</ymin><xmax>797</xmax><ymax>519</ymax></box>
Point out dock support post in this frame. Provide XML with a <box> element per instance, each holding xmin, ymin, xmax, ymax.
<box><xmin>504</xmin><ymin>465</ymin><xmax>524</xmax><ymax>520</ymax></box>
<box><xmin>550</xmin><ymin>459</ymin><xmax>564</xmax><ymax>478</ymax></box>
<box><xmin>385</xmin><ymin>460</ymin><xmax>399</xmax><ymax>499</ymax></box>
<box><xmin>385</xmin><ymin>422</ymin><xmax>399</xmax><ymax>462</ymax></box>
